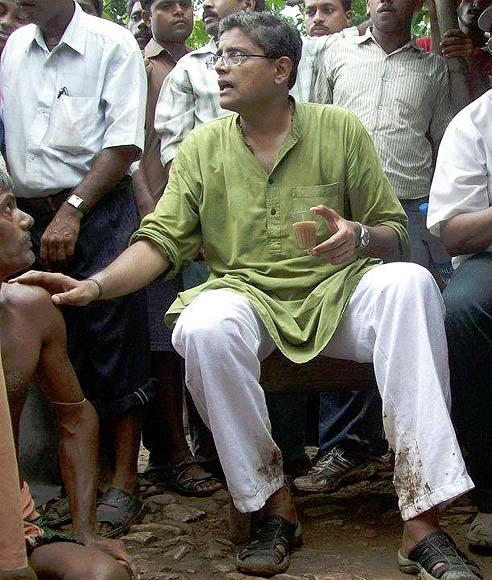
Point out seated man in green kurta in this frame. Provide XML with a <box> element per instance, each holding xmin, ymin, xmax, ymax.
<box><xmin>12</xmin><ymin>11</ymin><xmax>482</xmax><ymax>580</ymax></box>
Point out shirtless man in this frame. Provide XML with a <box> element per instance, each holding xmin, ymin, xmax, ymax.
<box><xmin>0</xmin><ymin>169</ymin><xmax>137</xmax><ymax>580</ymax></box>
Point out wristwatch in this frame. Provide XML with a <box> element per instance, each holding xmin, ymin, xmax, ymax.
<box><xmin>65</xmin><ymin>194</ymin><xmax>88</xmax><ymax>216</ymax></box>
<box><xmin>355</xmin><ymin>222</ymin><xmax>370</xmax><ymax>249</ymax></box>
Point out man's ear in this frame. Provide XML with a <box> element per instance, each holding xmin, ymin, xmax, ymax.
<box><xmin>274</xmin><ymin>56</ymin><xmax>293</xmax><ymax>86</ymax></box>
<box><xmin>143</xmin><ymin>9</ymin><xmax>151</xmax><ymax>27</ymax></box>
<box><xmin>345</xmin><ymin>9</ymin><xmax>352</xmax><ymax>24</ymax></box>
<box><xmin>244</xmin><ymin>0</ymin><xmax>256</xmax><ymax>10</ymax></box>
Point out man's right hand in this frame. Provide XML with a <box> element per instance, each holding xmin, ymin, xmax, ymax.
<box><xmin>7</xmin><ymin>272</ymin><xmax>101</xmax><ymax>307</ymax></box>
<box><xmin>440</xmin><ymin>29</ymin><xmax>474</xmax><ymax>59</ymax></box>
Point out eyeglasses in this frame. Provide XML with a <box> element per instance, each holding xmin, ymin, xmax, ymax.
<box><xmin>209</xmin><ymin>50</ymin><xmax>274</xmax><ymax>67</ymax></box>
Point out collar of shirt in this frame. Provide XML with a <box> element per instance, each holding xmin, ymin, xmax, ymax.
<box><xmin>144</xmin><ymin>38</ymin><xmax>182</xmax><ymax>63</ymax></box>
<box><xmin>192</xmin><ymin>37</ymin><xmax>217</xmax><ymax>56</ymax></box>
<box><xmin>353</xmin><ymin>26</ymin><xmax>421</xmax><ymax>55</ymax></box>
<box><xmin>234</xmin><ymin>97</ymin><xmax>302</xmax><ymax>176</ymax></box>
<box><xmin>28</xmin><ymin>0</ymin><xmax>86</xmax><ymax>55</ymax></box>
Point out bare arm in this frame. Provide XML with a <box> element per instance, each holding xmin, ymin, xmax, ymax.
<box><xmin>10</xmin><ymin>239</ymin><xmax>169</xmax><ymax>307</ymax></box>
<box><xmin>308</xmin><ymin>206</ymin><xmax>401</xmax><ymax>264</ymax></box>
<box><xmin>36</xmin><ymin>305</ymin><xmax>99</xmax><ymax>539</ymax></box>
<box><xmin>440</xmin><ymin>209</ymin><xmax>492</xmax><ymax>256</ymax></box>
<box><xmin>132</xmin><ymin>168</ymin><xmax>156</xmax><ymax>218</ymax></box>
<box><xmin>41</xmin><ymin>146</ymin><xmax>140</xmax><ymax>265</ymax></box>
<box><xmin>36</xmin><ymin>304</ymin><xmax>138</xmax><ymax>576</ymax></box>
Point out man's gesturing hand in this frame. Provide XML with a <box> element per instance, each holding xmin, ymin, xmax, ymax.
<box><xmin>307</xmin><ymin>205</ymin><xmax>360</xmax><ymax>264</ymax></box>
<box><xmin>8</xmin><ymin>271</ymin><xmax>101</xmax><ymax>306</ymax></box>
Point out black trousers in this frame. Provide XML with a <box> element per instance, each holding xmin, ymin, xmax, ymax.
<box><xmin>443</xmin><ymin>252</ymin><xmax>492</xmax><ymax>513</ymax></box>
<box><xmin>18</xmin><ymin>181</ymin><xmax>152</xmax><ymax>418</ymax></box>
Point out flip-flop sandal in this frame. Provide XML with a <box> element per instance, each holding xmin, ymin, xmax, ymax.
<box><xmin>96</xmin><ymin>488</ymin><xmax>143</xmax><ymax>539</ymax></box>
<box><xmin>169</xmin><ymin>457</ymin><xmax>223</xmax><ymax>498</ymax></box>
<box><xmin>40</xmin><ymin>496</ymin><xmax>72</xmax><ymax>528</ymax></box>
<box><xmin>398</xmin><ymin>530</ymin><xmax>482</xmax><ymax>579</ymax></box>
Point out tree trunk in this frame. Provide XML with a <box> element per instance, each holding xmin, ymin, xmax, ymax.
<box><xmin>434</xmin><ymin>0</ymin><xmax>471</xmax><ymax>113</ymax></box>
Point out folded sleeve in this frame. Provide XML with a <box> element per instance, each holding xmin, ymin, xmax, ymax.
<box><xmin>130</xmin><ymin>132</ymin><xmax>203</xmax><ymax>278</ymax></box>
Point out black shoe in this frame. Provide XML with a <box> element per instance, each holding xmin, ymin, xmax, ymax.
<box><xmin>236</xmin><ymin>515</ymin><xmax>302</xmax><ymax>577</ymax></box>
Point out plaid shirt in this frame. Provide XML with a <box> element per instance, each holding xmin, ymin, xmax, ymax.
<box><xmin>155</xmin><ymin>28</ymin><xmax>359</xmax><ymax>166</ymax></box>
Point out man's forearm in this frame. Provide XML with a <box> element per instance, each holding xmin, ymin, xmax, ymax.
<box><xmin>55</xmin><ymin>401</ymin><xmax>100</xmax><ymax>538</ymax></box>
<box><xmin>360</xmin><ymin>224</ymin><xmax>403</xmax><ymax>262</ymax></box>
<box><xmin>441</xmin><ymin>208</ymin><xmax>492</xmax><ymax>255</ymax></box>
<box><xmin>132</xmin><ymin>169</ymin><xmax>156</xmax><ymax>218</ymax></box>
<box><xmin>91</xmin><ymin>239</ymin><xmax>170</xmax><ymax>299</ymax></box>
<box><xmin>71</xmin><ymin>146</ymin><xmax>140</xmax><ymax>211</ymax></box>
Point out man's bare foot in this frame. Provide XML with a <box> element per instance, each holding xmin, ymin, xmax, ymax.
<box><xmin>401</xmin><ymin>507</ymin><xmax>440</xmax><ymax>555</ymax></box>
<box><xmin>399</xmin><ymin>509</ymin><xmax>481</xmax><ymax>579</ymax></box>
<box><xmin>263</xmin><ymin>486</ymin><xmax>298</xmax><ymax>525</ymax></box>
<box><xmin>169</xmin><ymin>456</ymin><xmax>223</xmax><ymax>497</ymax></box>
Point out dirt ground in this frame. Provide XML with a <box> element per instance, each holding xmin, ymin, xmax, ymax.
<box><xmin>126</xmin><ymin>452</ymin><xmax>492</xmax><ymax>580</ymax></box>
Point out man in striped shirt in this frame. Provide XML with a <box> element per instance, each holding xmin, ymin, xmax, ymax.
<box><xmin>313</xmin><ymin>0</ymin><xmax>453</xmax><ymax>282</ymax></box>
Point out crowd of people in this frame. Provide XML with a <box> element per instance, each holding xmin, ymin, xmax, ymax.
<box><xmin>0</xmin><ymin>0</ymin><xmax>491</xmax><ymax>578</ymax></box>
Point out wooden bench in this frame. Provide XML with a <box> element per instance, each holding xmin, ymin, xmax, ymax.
<box><xmin>229</xmin><ymin>351</ymin><xmax>377</xmax><ymax>543</ymax></box>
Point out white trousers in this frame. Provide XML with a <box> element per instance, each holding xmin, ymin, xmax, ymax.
<box><xmin>172</xmin><ymin>263</ymin><xmax>473</xmax><ymax>520</ymax></box>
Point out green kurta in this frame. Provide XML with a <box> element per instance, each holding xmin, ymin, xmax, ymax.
<box><xmin>132</xmin><ymin>102</ymin><xmax>409</xmax><ymax>363</ymax></box>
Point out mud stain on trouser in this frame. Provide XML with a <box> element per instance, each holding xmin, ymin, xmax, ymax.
<box><xmin>393</xmin><ymin>442</ymin><xmax>432</xmax><ymax>513</ymax></box>
<box><xmin>257</xmin><ymin>447</ymin><xmax>283</xmax><ymax>484</ymax></box>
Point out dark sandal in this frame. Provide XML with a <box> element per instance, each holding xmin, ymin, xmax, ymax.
<box><xmin>236</xmin><ymin>515</ymin><xmax>303</xmax><ymax>577</ymax></box>
<box><xmin>169</xmin><ymin>457</ymin><xmax>223</xmax><ymax>498</ymax></box>
<box><xmin>41</xmin><ymin>496</ymin><xmax>72</xmax><ymax>528</ymax></box>
<box><xmin>96</xmin><ymin>488</ymin><xmax>143</xmax><ymax>538</ymax></box>
<box><xmin>398</xmin><ymin>530</ymin><xmax>482</xmax><ymax>579</ymax></box>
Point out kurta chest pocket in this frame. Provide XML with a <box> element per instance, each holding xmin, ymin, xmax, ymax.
<box><xmin>47</xmin><ymin>96</ymin><xmax>99</xmax><ymax>153</ymax></box>
<box><xmin>291</xmin><ymin>183</ymin><xmax>343</xmax><ymax>215</ymax></box>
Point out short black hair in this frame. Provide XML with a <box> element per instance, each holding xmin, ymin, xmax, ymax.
<box><xmin>218</xmin><ymin>11</ymin><xmax>302</xmax><ymax>89</ymax></box>
<box><xmin>94</xmin><ymin>0</ymin><xmax>103</xmax><ymax>16</ymax></box>
<box><xmin>126</xmin><ymin>0</ymin><xmax>140</xmax><ymax>16</ymax></box>
<box><xmin>341</xmin><ymin>0</ymin><xmax>351</xmax><ymax>13</ymax></box>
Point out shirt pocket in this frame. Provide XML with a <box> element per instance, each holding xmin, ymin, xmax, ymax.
<box><xmin>47</xmin><ymin>96</ymin><xmax>99</xmax><ymax>153</ymax></box>
<box><xmin>290</xmin><ymin>182</ymin><xmax>343</xmax><ymax>244</ymax></box>
<box><xmin>393</xmin><ymin>69</ymin><xmax>433</xmax><ymax>118</ymax></box>
<box><xmin>291</xmin><ymin>183</ymin><xmax>343</xmax><ymax>215</ymax></box>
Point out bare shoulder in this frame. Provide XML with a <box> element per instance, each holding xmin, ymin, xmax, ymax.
<box><xmin>2</xmin><ymin>283</ymin><xmax>64</xmax><ymax>332</ymax></box>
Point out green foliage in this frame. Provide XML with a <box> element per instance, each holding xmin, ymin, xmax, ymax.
<box><xmin>103</xmin><ymin>0</ymin><xmax>128</xmax><ymax>24</ymax></box>
<box><xmin>187</xmin><ymin>18</ymin><xmax>209</xmax><ymax>47</ymax></box>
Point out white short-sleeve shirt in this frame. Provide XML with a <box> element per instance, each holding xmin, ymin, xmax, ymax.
<box><xmin>428</xmin><ymin>90</ymin><xmax>492</xmax><ymax>268</ymax></box>
<box><xmin>1</xmin><ymin>1</ymin><xmax>147</xmax><ymax>198</ymax></box>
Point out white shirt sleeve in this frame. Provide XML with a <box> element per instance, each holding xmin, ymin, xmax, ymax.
<box><xmin>428</xmin><ymin>104</ymin><xmax>489</xmax><ymax>237</ymax></box>
<box><xmin>101</xmin><ymin>40</ymin><xmax>147</xmax><ymax>152</ymax></box>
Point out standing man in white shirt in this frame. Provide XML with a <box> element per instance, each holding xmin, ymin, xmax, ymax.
<box><xmin>428</xmin><ymin>89</ymin><xmax>492</xmax><ymax>551</ymax></box>
<box><xmin>2</xmin><ymin>0</ymin><xmax>150</xmax><ymax>537</ymax></box>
